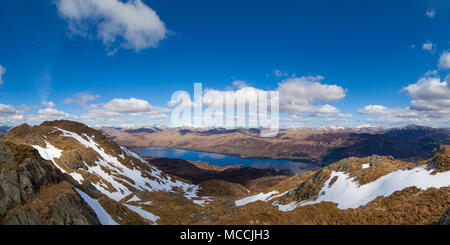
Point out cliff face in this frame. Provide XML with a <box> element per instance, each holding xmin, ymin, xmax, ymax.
<box><xmin>0</xmin><ymin>141</ymin><xmax>100</xmax><ymax>225</ymax></box>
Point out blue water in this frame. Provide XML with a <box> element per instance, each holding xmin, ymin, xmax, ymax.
<box><xmin>135</xmin><ymin>146</ymin><xmax>317</xmax><ymax>173</ymax></box>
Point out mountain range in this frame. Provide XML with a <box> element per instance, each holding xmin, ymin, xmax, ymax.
<box><xmin>99</xmin><ymin>125</ymin><xmax>450</xmax><ymax>165</ymax></box>
<box><xmin>0</xmin><ymin>120</ymin><xmax>449</xmax><ymax>225</ymax></box>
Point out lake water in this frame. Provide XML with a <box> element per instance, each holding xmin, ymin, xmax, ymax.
<box><xmin>135</xmin><ymin>146</ymin><xmax>317</xmax><ymax>173</ymax></box>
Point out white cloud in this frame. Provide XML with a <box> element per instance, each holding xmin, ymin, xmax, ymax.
<box><xmin>277</xmin><ymin>76</ymin><xmax>346</xmax><ymax>115</ymax></box>
<box><xmin>64</xmin><ymin>92</ymin><xmax>100</xmax><ymax>108</ymax></box>
<box><xmin>308</xmin><ymin>104</ymin><xmax>351</xmax><ymax>118</ymax></box>
<box><xmin>357</xmin><ymin>105</ymin><xmax>390</xmax><ymax>115</ymax></box>
<box><xmin>422</xmin><ymin>41</ymin><xmax>435</xmax><ymax>52</ymax></box>
<box><xmin>38</xmin><ymin>108</ymin><xmax>71</xmax><ymax>118</ymax></box>
<box><xmin>0</xmin><ymin>104</ymin><xmax>16</xmax><ymax>116</ymax></box>
<box><xmin>426</xmin><ymin>9</ymin><xmax>435</xmax><ymax>18</ymax></box>
<box><xmin>105</xmin><ymin>97</ymin><xmax>159</xmax><ymax>114</ymax></box>
<box><xmin>168</xmin><ymin>76</ymin><xmax>348</xmax><ymax>119</ymax></box>
<box><xmin>56</xmin><ymin>0</ymin><xmax>167</xmax><ymax>53</ymax></box>
<box><xmin>401</xmin><ymin>72</ymin><xmax>450</xmax><ymax>118</ymax></box>
<box><xmin>42</xmin><ymin>101</ymin><xmax>56</xmax><ymax>108</ymax></box>
<box><xmin>0</xmin><ymin>65</ymin><xmax>5</xmax><ymax>85</ymax></box>
<box><xmin>438</xmin><ymin>51</ymin><xmax>450</xmax><ymax>69</ymax></box>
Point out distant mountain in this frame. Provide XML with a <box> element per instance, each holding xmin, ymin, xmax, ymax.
<box><xmin>102</xmin><ymin>125</ymin><xmax>450</xmax><ymax>165</ymax></box>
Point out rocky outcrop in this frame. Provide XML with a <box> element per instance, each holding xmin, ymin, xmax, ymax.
<box><xmin>439</xmin><ymin>208</ymin><xmax>450</xmax><ymax>225</ymax></box>
<box><xmin>428</xmin><ymin>146</ymin><xmax>450</xmax><ymax>173</ymax></box>
<box><xmin>47</xmin><ymin>194</ymin><xmax>99</xmax><ymax>225</ymax></box>
<box><xmin>279</xmin><ymin>154</ymin><xmax>414</xmax><ymax>205</ymax></box>
<box><xmin>0</xmin><ymin>141</ymin><xmax>100</xmax><ymax>225</ymax></box>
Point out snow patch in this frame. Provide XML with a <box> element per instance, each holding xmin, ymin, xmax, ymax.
<box><xmin>33</xmin><ymin>140</ymin><xmax>84</xmax><ymax>184</ymax></box>
<box><xmin>54</xmin><ymin>127</ymin><xmax>208</xmax><ymax>205</ymax></box>
<box><xmin>74</xmin><ymin>187</ymin><xmax>118</xmax><ymax>225</ymax></box>
<box><xmin>275</xmin><ymin>165</ymin><xmax>450</xmax><ymax>211</ymax></box>
<box><xmin>127</xmin><ymin>196</ymin><xmax>141</xmax><ymax>203</ymax></box>
<box><xmin>235</xmin><ymin>191</ymin><xmax>280</xmax><ymax>206</ymax></box>
<box><xmin>123</xmin><ymin>204</ymin><xmax>159</xmax><ymax>224</ymax></box>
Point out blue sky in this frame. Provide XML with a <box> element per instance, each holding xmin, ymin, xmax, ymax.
<box><xmin>1</xmin><ymin>0</ymin><xmax>450</xmax><ymax>128</ymax></box>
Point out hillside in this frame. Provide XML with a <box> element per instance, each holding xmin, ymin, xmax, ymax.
<box><xmin>99</xmin><ymin>125</ymin><xmax>450</xmax><ymax>165</ymax></box>
<box><xmin>1</xmin><ymin>120</ymin><xmax>212</xmax><ymax>224</ymax></box>
<box><xmin>1</xmin><ymin>120</ymin><xmax>449</xmax><ymax>225</ymax></box>
<box><xmin>149</xmin><ymin>157</ymin><xmax>293</xmax><ymax>185</ymax></box>
<box><xmin>212</xmin><ymin>146</ymin><xmax>450</xmax><ymax>225</ymax></box>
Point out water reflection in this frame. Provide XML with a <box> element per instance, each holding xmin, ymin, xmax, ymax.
<box><xmin>136</xmin><ymin>146</ymin><xmax>317</xmax><ymax>173</ymax></box>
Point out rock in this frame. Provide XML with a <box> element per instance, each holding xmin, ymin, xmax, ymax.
<box><xmin>192</xmin><ymin>211</ymin><xmax>218</xmax><ymax>222</ymax></box>
<box><xmin>438</xmin><ymin>208</ymin><xmax>450</xmax><ymax>225</ymax></box>
<box><xmin>0</xmin><ymin>141</ymin><xmax>101</xmax><ymax>225</ymax></box>
<box><xmin>5</xmin><ymin>208</ymin><xmax>42</xmax><ymax>225</ymax></box>
<box><xmin>0</xmin><ymin>143</ymin><xmax>16</xmax><ymax>167</ymax></box>
<box><xmin>59</xmin><ymin>150</ymin><xmax>88</xmax><ymax>170</ymax></box>
<box><xmin>48</xmin><ymin>194</ymin><xmax>100</xmax><ymax>225</ymax></box>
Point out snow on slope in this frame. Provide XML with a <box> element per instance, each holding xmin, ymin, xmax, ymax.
<box><xmin>235</xmin><ymin>190</ymin><xmax>290</xmax><ymax>206</ymax></box>
<box><xmin>123</xmin><ymin>204</ymin><xmax>159</xmax><ymax>224</ymax></box>
<box><xmin>34</xmin><ymin>127</ymin><xmax>207</xmax><ymax>205</ymax></box>
<box><xmin>274</xmin><ymin>165</ymin><xmax>450</xmax><ymax>211</ymax></box>
<box><xmin>32</xmin><ymin>140</ymin><xmax>84</xmax><ymax>184</ymax></box>
<box><xmin>74</xmin><ymin>187</ymin><xmax>118</xmax><ymax>225</ymax></box>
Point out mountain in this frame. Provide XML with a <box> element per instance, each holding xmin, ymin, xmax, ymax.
<box><xmin>100</xmin><ymin>126</ymin><xmax>450</xmax><ymax>165</ymax></box>
<box><xmin>0</xmin><ymin>141</ymin><xmax>100</xmax><ymax>225</ymax></box>
<box><xmin>0</xmin><ymin>120</ymin><xmax>295</xmax><ymax>225</ymax></box>
<box><xmin>1</xmin><ymin>120</ymin><xmax>212</xmax><ymax>224</ymax></box>
<box><xmin>223</xmin><ymin>146</ymin><xmax>449</xmax><ymax>225</ymax></box>
<box><xmin>1</xmin><ymin>120</ymin><xmax>449</xmax><ymax>225</ymax></box>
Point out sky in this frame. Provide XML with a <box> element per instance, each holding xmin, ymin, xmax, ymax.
<box><xmin>1</xmin><ymin>0</ymin><xmax>450</xmax><ymax>128</ymax></box>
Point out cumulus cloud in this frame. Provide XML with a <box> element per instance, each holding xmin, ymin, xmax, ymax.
<box><xmin>438</xmin><ymin>51</ymin><xmax>450</xmax><ymax>69</ymax></box>
<box><xmin>426</xmin><ymin>9</ymin><xmax>435</xmax><ymax>18</ymax></box>
<box><xmin>358</xmin><ymin>105</ymin><xmax>391</xmax><ymax>115</ymax></box>
<box><xmin>42</xmin><ymin>101</ymin><xmax>56</xmax><ymax>108</ymax></box>
<box><xmin>308</xmin><ymin>104</ymin><xmax>351</xmax><ymax>118</ymax></box>
<box><xmin>168</xmin><ymin>76</ymin><xmax>348</xmax><ymax>119</ymax></box>
<box><xmin>277</xmin><ymin>76</ymin><xmax>346</xmax><ymax>115</ymax></box>
<box><xmin>104</xmin><ymin>97</ymin><xmax>168</xmax><ymax>114</ymax></box>
<box><xmin>356</xmin><ymin>71</ymin><xmax>450</xmax><ymax>124</ymax></box>
<box><xmin>357</xmin><ymin>105</ymin><xmax>421</xmax><ymax>124</ymax></box>
<box><xmin>401</xmin><ymin>72</ymin><xmax>450</xmax><ymax>118</ymax></box>
<box><xmin>64</xmin><ymin>92</ymin><xmax>100</xmax><ymax>108</ymax></box>
<box><xmin>38</xmin><ymin>108</ymin><xmax>71</xmax><ymax>118</ymax></box>
<box><xmin>0</xmin><ymin>65</ymin><xmax>5</xmax><ymax>85</ymax></box>
<box><xmin>0</xmin><ymin>104</ymin><xmax>16</xmax><ymax>116</ymax></box>
<box><xmin>20</xmin><ymin>108</ymin><xmax>75</xmax><ymax>125</ymax></box>
<box><xmin>56</xmin><ymin>0</ymin><xmax>167</xmax><ymax>54</ymax></box>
